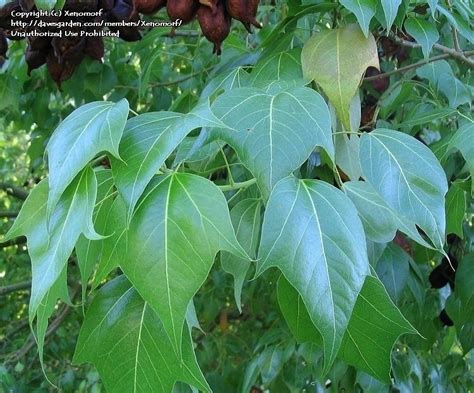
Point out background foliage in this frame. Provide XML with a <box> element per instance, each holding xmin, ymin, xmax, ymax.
<box><xmin>1</xmin><ymin>0</ymin><xmax>473</xmax><ymax>392</ymax></box>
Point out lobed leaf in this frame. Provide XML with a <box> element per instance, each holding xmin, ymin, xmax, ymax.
<box><xmin>301</xmin><ymin>24</ymin><xmax>379</xmax><ymax>130</ymax></box>
<box><xmin>211</xmin><ymin>86</ymin><xmax>333</xmax><ymax>199</ymax></box>
<box><xmin>359</xmin><ymin>129</ymin><xmax>448</xmax><ymax>250</ymax></box>
<box><xmin>73</xmin><ymin>276</ymin><xmax>210</xmax><ymax>393</ymax></box>
<box><xmin>257</xmin><ymin>176</ymin><xmax>369</xmax><ymax>373</ymax></box>
<box><xmin>121</xmin><ymin>173</ymin><xmax>247</xmax><ymax>353</ymax></box>
<box><xmin>46</xmin><ymin>100</ymin><xmax>129</xmax><ymax>215</ymax></box>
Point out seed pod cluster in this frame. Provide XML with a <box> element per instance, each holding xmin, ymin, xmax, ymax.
<box><xmin>0</xmin><ymin>0</ymin><xmax>261</xmax><ymax>85</ymax></box>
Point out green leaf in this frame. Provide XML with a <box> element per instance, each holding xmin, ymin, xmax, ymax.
<box><xmin>73</xmin><ymin>276</ymin><xmax>210</xmax><ymax>393</ymax></box>
<box><xmin>335</xmin><ymin>134</ymin><xmax>362</xmax><ymax>181</ymax></box>
<box><xmin>445</xmin><ymin>183</ymin><xmax>466</xmax><ymax>238</ymax></box>
<box><xmin>375</xmin><ymin>244</ymin><xmax>410</xmax><ymax>303</ymax></box>
<box><xmin>122</xmin><ymin>173</ymin><xmax>247</xmax><ymax>353</ymax></box>
<box><xmin>448</xmin><ymin>122</ymin><xmax>474</xmax><ymax>194</ymax></box>
<box><xmin>221</xmin><ymin>198</ymin><xmax>262</xmax><ymax>311</ymax></box>
<box><xmin>46</xmin><ymin>100</ymin><xmax>129</xmax><ymax>215</ymax></box>
<box><xmin>437</xmin><ymin>5</ymin><xmax>474</xmax><ymax>43</ymax></box>
<box><xmin>34</xmin><ymin>0</ymin><xmax>56</xmax><ymax>10</ymax></box>
<box><xmin>437</xmin><ymin>73</ymin><xmax>471</xmax><ymax>109</ymax></box>
<box><xmin>301</xmin><ymin>24</ymin><xmax>379</xmax><ymax>130</ymax></box>
<box><xmin>249</xmin><ymin>48</ymin><xmax>303</xmax><ymax>87</ymax></box>
<box><xmin>343</xmin><ymin>181</ymin><xmax>433</xmax><ymax>247</ymax></box>
<box><xmin>405</xmin><ymin>17</ymin><xmax>439</xmax><ymax>58</ymax></box>
<box><xmin>278</xmin><ymin>274</ymin><xmax>417</xmax><ymax>382</ymax></box>
<box><xmin>4</xmin><ymin>167</ymin><xmax>100</xmax><ymax>321</ymax></box>
<box><xmin>211</xmin><ymin>86</ymin><xmax>333</xmax><ymax>199</ymax></box>
<box><xmin>359</xmin><ymin>129</ymin><xmax>448</xmax><ymax>250</ymax></box>
<box><xmin>257</xmin><ymin>176</ymin><xmax>369</xmax><ymax>373</ymax></box>
<box><xmin>111</xmin><ymin>101</ymin><xmax>227</xmax><ymax>219</ymax></box>
<box><xmin>35</xmin><ymin>268</ymin><xmax>69</xmax><ymax>367</ymax></box>
<box><xmin>200</xmin><ymin>67</ymin><xmax>250</xmax><ymax>101</ymax></box>
<box><xmin>93</xmin><ymin>195</ymin><xmax>128</xmax><ymax>286</ymax></box>
<box><xmin>340</xmin><ymin>0</ymin><xmax>377</xmax><ymax>37</ymax></box>
<box><xmin>75</xmin><ymin>169</ymin><xmax>115</xmax><ymax>298</ymax></box>
<box><xmin>380</xmin><ymin>0</ymin><xmax>402</xmax><ymax>30</ymax></box>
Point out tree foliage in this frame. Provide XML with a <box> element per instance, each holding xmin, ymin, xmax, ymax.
<box><xmin>1</xmin><ymin>0</ymin><xmax>473</xmax><ymax>392</ymax></box>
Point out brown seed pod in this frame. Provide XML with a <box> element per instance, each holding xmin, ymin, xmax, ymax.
<box><xmin>25</xmin><ymin>48</ymin><xmax>48</xmax><ymax>74</ymax></box>
<box><xmin>84</xmin><ymin>37</ymin><xmax>104</xmax><ymax>60</ymax></box>
<box><xmin>111</xmin><ymin>0</ymin><xmax>135</xmax><ymax>21</ymax></box>
<box><xmin>0</xmin><ymin>29</ymin><xmax>8</xmax><ymax>60</ymax></box>
<box><xmin>226</xmin><ymin>0</ymin><xmax>261</xmax><ymax>33</ymax></box>
<box><xmin>18</xmin><ymin>0</ymin><xmax>34</xmax><ymax>11</ymax></box>
<box><xmin>98</xmin><ymin>0</ymin><xmax>115</xmax><ymax>11</ymax></box>
<box><xmin>47</xmin><ymin>51</ymin><xmax>77</xmax><ymax>87</ymax></box>
<box><xmin>134</xmin><ymin>0</ymin><xmax>166</xmax><ymax>15</ymax></box>
<box><xmin>197</xmin><ymin>0</ymin><xmax>230</xmax><ymax>55</ymax></box>
<box><xmin>167</xmin><ymin>0</ymin><xmax>198</xmax><ymax>24</ymax></box>
<box><xmin>198</xmin><ymin>0</ymin><xmax>217</xmax><ymax>13</ymax></box>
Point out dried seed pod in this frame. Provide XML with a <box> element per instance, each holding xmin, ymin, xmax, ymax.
<box><xmin>25</xmin><ymin>48</ymin><xmax>48</xmax><ymax>74</ymax></box>
<box><xmin>226</xmin><ymin>0</ymin><xmax>261</xmax><ymax>33</ymax></box>
<box><xmin>111</xmin><ymin>0</ymin><xmax>135</xmax><ymax>21</ymax></box>
<box><xmin>0</xmin><ymin>29</ymin><xmax>7</xmax><ymax>60</ymax></box>
<box><xmin>439</xmin><ymin>309</ymin><xmax>454</xmax><ymax>327</ymax></box>
<box><xmin>66</xmin><ymin>0</ymin><xmax>99</xmax><ymax>11</ymax></box>
<box><xmin>197</xmin><ymin>0</ymin><xmax>230</xmax><ymax>55</ymax></box>
<box><xmin>167</xmin><ymin>0</ymin><xmax>198</xmax><ymax>24</ymax></box>
<box><xmin>27</xmin><ymin>36</ymin><xmax>52</xmax><ymax>52</ymax></box>
<box><xmin>198</xmin><ymin>0</ymin><xmax>217</xmax><ymax>13</ymax></box>
<box><xmin>116</xmin><ymin>10</ymin><xmax>141</xmax><ymax>40</ymax></box>
<box><xmin>99</xmin><ymin>0</ymin><xmax>115</xmax><ymax>11</ymax></box>
<box><xmin>134</xmin><ymin>0</ymin><xmax>166</xmax><ymax>14</ymax></box>
<box><xmin>84</xmin><ymin>37</ymin><xmax>104</xmax><ymax>60</ymax></box>
<box><xmin>18</xmin><ymin>0</ymin><xmax>34</xmax><ymax>11</ymax></box>
<box><xmin>47</xmin><ymin>51</ymin><xmax>77</xmax><ymax>87</ymax></box>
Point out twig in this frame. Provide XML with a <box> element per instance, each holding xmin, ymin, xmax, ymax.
<box><xmin>446</xmin><ymin>0</ymin><xmax>461</xmax><ymax>52</ymax></box>
<box><xmin>0</xmin><ymin>280</ymin><xmax>31</xmax><ymax>296</ymax></box>
<box><xmin>390</xmin><ymin>35</ymin><xmax>474</xmax><ymax>68</ymax></box>
<box><xmin>0</xmin><ymin>236</ymin><xmax>27</xmax><ymax>250</ymax></box>
<box><xmin>0</xmin><ymin>211</ymin><xmax>19</xmax><ymax>218</ymax></box>
<box><xmin>149</xmin><ymin>66</ymin><xmax>215</xmax><ymax>88</ymax></box>
<box><xmin>0</xmin><ymin>183</ymin><xmax>29</xmax><ymax>200</ymax></box>
<box><xmin>363</xmin><ymin>51</ymin><xmax>474</xmax><ymax>81</ymax></box>
<box><xmin>218</xmin><ymin>178</ymin><xmax>257</xmax><ymax>192</ymax></box>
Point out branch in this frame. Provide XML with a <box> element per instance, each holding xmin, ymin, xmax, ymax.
<box><xmin>0</xmin><ymin>183</ymin><xmax>29</xmax><ymax>200</ymax></box>
<box><xmin>446</xmin><ymin>0</ymin><xmax>461</xmax><ymax>52</ymax></box>
<box><xmin>0</xmin><ymin>211</ymin><xmax>18</xmax><ymax>218</ymax></box>
<box><xmin>4</xmin><ymin>304</ymin><xmax>71</xmax><ymax>364</ymax></box>
<box><xmin>0</xmin><ymin>280</ymin><xmax>31</xmax><ymax>296</ymax></box>
<box><xmin>0</xmin><ymin>236</ymin><xmax>27</xmax><ymax>250</ymax></box>
<box><xmin>390</xmin><ymin>35</ymin><xmax>474</xmax><ymax>68</ymax></box>
<box><xmin>363</xmin><ymin>51</ymin><xmax>474</xmax><ymax>81</ymax></box>
<box><xmin>218</xmin><ymin>178</ymin><xmax>257</xmax><ymax>192</ymax></box>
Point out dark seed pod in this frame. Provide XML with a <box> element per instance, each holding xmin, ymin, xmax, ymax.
<box><xmin>1</xmin><ymin>1</ymin><xmax>21</xmax><ymax>29</ymax></box>
<box><xmin>429</xmin><ymin>256</ymin><xmax>457</xmax><ymax>290</ymax></box>
<box><xmin>226</xmin><ymin>0</ymin><xmax>261</xmax><ymax>33</ymax></box>
<box><xmin>84</xmin><ymin>37</ymin><xmax>104</xmax><ymax>60</ymax></box>
<box><xmin>134</xmin><ymin>0</ymin><xmax>166</xmax><ymax>14</ymax></box>
<box><xmin>27</xmin><ymin>36</ymin><xmax>52</xmax><ymax>52</ymax></box>
<box><xmin>111</xmin><ymin>0</ymin><xmax>135</xmax><ymax>21</ymax></box>
<box><xmin>116</xmin><ymin>10</ymin><xmax>141</xmax><ymax>41</ymax></box>
<box><xmin>25</xmin><ymin>48</ymin><xmax>48</xmax><ymax>74</ymax></box>
<box><xmin>0</xmin><ymin>29</ymin><xmax>8</xmax><ymax>60</ymax></box>
<box><xmin>18</xmin><ymin>0</ymin><xmax>34</xmax><ymax>11</ymax></box>
<box><xmin>198</xmin><ymin>0</ymin><xmax>217</xmax><ymax>13</ymax></box>
<box><xmin>99</xmin><ymin>0</ymin><xmax>115</xmax><ymax>11</ymax></box>
<box><xmin>197</xmin><ymin>0</ymin><xmax>230</xmax><ymax>55</ymax></box>
<box><xmin>167</xmin><ymin>0</ymin><xmax>198</xmax><ymax>24</ymax></box>
<box><xmin>439</xmin><ymin>309</ymin><xmax>454</xmax><ymax>327</ymax></box>
<box><xmin>47</xmin><ymin>51</ymin><xmax>77</xmax><ymax>87</ymax></box>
